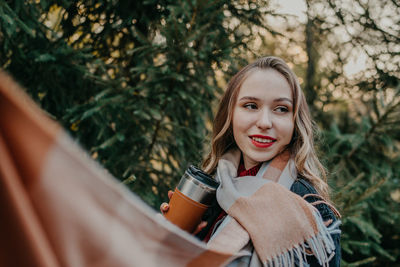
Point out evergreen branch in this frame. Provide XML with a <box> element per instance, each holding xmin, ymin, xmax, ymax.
<box><xmin>333</xmin><ymin>172</ymin><xmax>365</xmax><ymax>203</ymax></box>
<box><xmin>347</xmin><ymin>96</ymin><xmax>400</xmax><ymax>158</ymax></box>
<box><xmin>146</xmin><ymin>62</ymin><xmax>184</xmax><ymax>160</ymax></box>
<box><xmin>356</xmin><ymin>177</ymin><xmax>387</xmax><ymax>203</ymax></box>
<box><xmin>1</xmin><ymin>2</ymin><xmax>36</xmax><ymax>37</ymax></box>
<box><xmin>341</xmin><ymin>176</ymin><xmax>387</xmax><ymax>216</ymax></box>
<box><xmin>146</xmin><ymin>111</ymin><xmax>165</xmax><ymax>159</ymax></box>
<box><xmin>347</xmin><ymin>257</ymin><xmax>376</xmax><ymax>266</ymax></box>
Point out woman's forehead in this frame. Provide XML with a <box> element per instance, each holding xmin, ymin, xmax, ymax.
<box><xmin>236</xmin><ymin>69</ymin><xmax>293</xmax><ymax>100</ymax></box>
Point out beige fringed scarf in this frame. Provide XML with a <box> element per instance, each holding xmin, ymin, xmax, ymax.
<box><xmin>206</xmin><ymin>149</ymin><xmax>335</xmax><ymax>267</ymax></box>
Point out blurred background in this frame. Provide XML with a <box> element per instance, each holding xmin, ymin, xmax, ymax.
<box><xmin>1</xmin><ymin>0</ymin><xmax>399</xmax><ymax>265</ymax></box>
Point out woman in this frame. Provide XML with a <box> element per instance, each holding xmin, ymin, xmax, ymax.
<box><xmin>162</xmin><ymin>56</ymin><xmax>341</xmax><ymax>266</ymax></box>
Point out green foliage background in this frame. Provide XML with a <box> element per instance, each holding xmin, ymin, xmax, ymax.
<box><xmin>1</xmin><ymin>0</ymin><xmax>399</xmax><ymax>266</ymax></box>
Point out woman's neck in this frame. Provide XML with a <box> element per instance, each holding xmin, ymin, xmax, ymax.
<box><xmin>240</xmin><ymin>154</ymin><xmax>262</xmax><ymax>170</ymax></box>
<box><xmin>242</xmin><ymin>155</ymin><xmax>262</xmax><ymax>170</ymax></box>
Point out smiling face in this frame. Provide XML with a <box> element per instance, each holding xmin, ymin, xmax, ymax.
<box><xmin>232</xmin><ymin>68</ymin><xmax>295</xmax><ymax>169</ymax></box>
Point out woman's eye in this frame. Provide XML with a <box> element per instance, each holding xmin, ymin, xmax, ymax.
<box><xmin>275</xmin><ymin>106</ymin><xmax>289</xmax><ymax>113</ymax></box>
<box><xmin>244</xmin><ymin>103</ymin><xmax>258</xmax><ymax>110</ymax></box>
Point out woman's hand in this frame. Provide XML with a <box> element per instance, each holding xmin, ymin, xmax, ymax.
<box><xmin>160</xmin><ymin>190</ymin><xmax>174</xmax><ymax>214</ymax></box>
<box><xmin>160</xmin><ymin>190</ymin><xmax>208</xmax><ymax>235</ymax></box>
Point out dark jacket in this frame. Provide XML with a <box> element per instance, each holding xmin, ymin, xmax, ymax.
<box><xmin>196</xmin><ymin>178</ymin><xmax>341</xmax><ymax>267</ymax></box>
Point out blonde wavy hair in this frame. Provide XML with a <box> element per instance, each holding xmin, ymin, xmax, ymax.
<box><xmin>202</xmin><ymin>56</ymin><xmax>330</xmax><ymax>200</ymax></box>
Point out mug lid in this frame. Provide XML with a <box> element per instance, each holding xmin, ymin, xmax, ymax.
<box><xmin>186</xmin><ymin>165</ymin><xmax>219</xmax><ymax>188</ymax></box>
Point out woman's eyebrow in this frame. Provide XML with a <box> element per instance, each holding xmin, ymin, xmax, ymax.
<box><xmin>239</xmin><ymin>96</ymin><xmax>293</xmax><ymax>104</ymax></box>
<box><xmin>274</xmin><ymin>97</ymin><xmax>293</xmax><ymax>104</ymax></box>
<box><xmin>238</xmin><ymin>96</ymin><xmax>259</xmax><ymax>101</ymax></box>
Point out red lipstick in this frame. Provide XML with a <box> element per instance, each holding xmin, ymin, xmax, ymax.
<box><xmin>249</xmin><ymin>135</ymin><xmax>276</xmax><ymax>148</ymax></box>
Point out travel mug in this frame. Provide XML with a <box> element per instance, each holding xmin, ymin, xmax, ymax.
<box><xmin>164</xmin><ymin>165</ymin><xmax>219</xmax><ymax>233</ymax></box>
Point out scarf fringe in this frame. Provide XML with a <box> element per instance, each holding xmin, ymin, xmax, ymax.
<box><xmin>264</xmin><ymin>210</ymin><xmax>341</xmax><ymax>267</ymax></box>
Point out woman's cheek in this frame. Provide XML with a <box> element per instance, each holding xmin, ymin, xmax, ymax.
<box><xmin>274</xmin><ymin>117</ymin><xmax>294</xmax><ymax>140</ymax></box>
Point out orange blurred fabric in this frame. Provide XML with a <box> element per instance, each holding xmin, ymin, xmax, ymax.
<box><xmin>0</xmin><ymin>72</ymin><xmax>232</xmax><ymax>267</ymax></box>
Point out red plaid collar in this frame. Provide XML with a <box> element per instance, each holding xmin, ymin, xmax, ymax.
<box><xmin>237</xmin><ymin>162</ymin><xmax>262</xmax><ymax>177</ymax></box>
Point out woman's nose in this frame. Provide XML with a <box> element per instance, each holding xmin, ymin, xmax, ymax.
<box><xmin>256</xmin><ymin>109</ymin><xmax>272</xmax><ymax>129</ymax></box>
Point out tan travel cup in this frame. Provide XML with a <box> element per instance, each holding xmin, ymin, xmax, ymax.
<box><xmin>164</xmin><ymin>165</ymin><xmax>219</xmax><ymax>233</ymax></box>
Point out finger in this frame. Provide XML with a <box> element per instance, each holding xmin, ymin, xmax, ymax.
<box><xmin>168</xmin><ymin>190</ymin><xmax>174</xmax><ymax>199</ymax></box>
<box><xmin>160</xmin><ymin>203</ymin><xmax>169</xmax><ymax>214</ymax></box>
<box><xmin>323</xmin><ymin>219</ymin><xmax>333</xmax><ymax>227</ymax></box>
<box><xmin>192</xmin><ymin>221</ymin><xmax>207</xmax><ymax>235</ymax></box>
